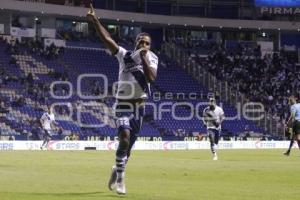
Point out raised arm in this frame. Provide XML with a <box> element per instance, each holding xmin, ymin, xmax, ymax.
<box><xmin>86</xmin><ymin>3</ymin><xmax>118</xmax><ymax>55</ymax></box>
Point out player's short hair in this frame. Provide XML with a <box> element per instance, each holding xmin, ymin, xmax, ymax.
<box><xmin>209</xmin><ymin>97</ymin><xmax>216</xmax><ymax>102</ymax></box>
<box><xmin>289</xmin><ymin>95</ymin><xmax>299</xmax><ymax>104</ymax></box>
<box><xmin>135</xmin><ymin>32</ymin><xmax>151</xmax><ymax>43</ymax></box>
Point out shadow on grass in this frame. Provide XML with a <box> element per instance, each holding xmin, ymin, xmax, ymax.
<box><xmin>1</xmin><ymin>191</ymin><xmax>129</xmax><ymax>199</ymax></box>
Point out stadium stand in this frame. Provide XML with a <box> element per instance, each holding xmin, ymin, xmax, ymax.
<box><xmin>2</xmin><ymin>0</ymin><xmax>299</xmax><ymax>141</ymax></box>
<box><xmin>167</xmin><ymin>38</ymin><xmax>300</xmax><ymax>123</ymax></box>
<box><xmin>0</xmin><ymin>35</ymin><xmax>268</xmax><ymax>140</ymax></box>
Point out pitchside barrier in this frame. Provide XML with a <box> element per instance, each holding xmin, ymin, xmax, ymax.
<box><xmin>0</xmin><ymin>141</ymin><xmax>295</xmax><ymax>150</ymax></box>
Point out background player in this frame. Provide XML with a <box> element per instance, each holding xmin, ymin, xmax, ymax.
<box><xmin>283</xmin><ymin>95</ymin><xmax>300</xmax><ymax>156</ymax></box>
<box><xmin>87</xmin><ymin>4</ymin><xmax>158</xmax><ymax>195</ymax></box>
<box><xmin>40</xmin><ymin>106</ymin><xmax>58</xmax><ymax>150</ymax></box>
<box><xmin>203</xmin><ymin>97</ymin><xmax>225</xmax><ymax>160</ymax></box>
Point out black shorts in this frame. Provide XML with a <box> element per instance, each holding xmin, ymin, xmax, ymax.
<box><xmin>43</xmin><ymin>130</ymin><xmax>52</xmax><ymax>139</ymax></box>
<box><xmin>207</xmin><ymin>129</ymin><xmax>221</xmax><ymax>144</ymax></box>
<box><xmin>115</xmin><ymin>102</ymin><xmax>145</xmax><ymax>135</ymax></box>
<box><xmin>292</xmin><ymin>121</ymin><xmax>300</xmax><ymax>135</ymax></box>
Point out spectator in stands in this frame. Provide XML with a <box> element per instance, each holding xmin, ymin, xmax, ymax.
<box><xmin>2</xmin><ymin>73</ymin><xmax>10</xmax><ymax>85</ymax></box>
<box><xmin>3</xmin><ymin>37</ymin><xmax>63</xmax><ymax>60</ymax></box>
<box><xmin>27</xmin><ymin>73</ymin><xmax>34</xmax><ymax>84</ymax></box>
<box><xmin>0</xmin><ymin>67</ymin><xmax>4</xmax><ymax>87</ymax></box>
<box><xmin>17</xmin><ymin>96</ymin><xmax>25</xmax><ymax>107</ymax></box>
<box><xmin>0</xmin><ymin>99</ymin><xmax>9</xmax><ymax>113</ymax></box>
<box><xmin>188</xmin><ymin>41</ymin><xmax>298</xmax><ymax>123</ymax></box>
<box><xmin>9</xmin><ymin>56</ymin><xmax>17</xmax><ymax>66</ymax></box>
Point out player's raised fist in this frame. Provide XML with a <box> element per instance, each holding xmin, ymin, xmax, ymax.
<box><xmin>140</xmin><ymin>48</ymin><xmax>148</xmax><ymax>58</ymax></box>
<box><xmin>87</xmin><ymin>3</ymin><xmax>96</xmax><ymax>21</ymax></box>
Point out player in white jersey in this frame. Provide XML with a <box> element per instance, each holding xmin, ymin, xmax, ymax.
<box><xmin>284</xmin><ymin>95</ymin><xmax>300</xmax><ymax>156</ymax></box>
<box><xmin>40</xmin><ymin>106</ymin><xmax>57</xmax><ymax>150</ymax></box>
<box><xmin>203</xmin><ymin>97</ymin><xmax>225</xmax><ymax>160</ymax></box>
<box><xmin>87</xmin><ymin>4</ymin><xmax>158</xmax><ymax>195</ymax></box>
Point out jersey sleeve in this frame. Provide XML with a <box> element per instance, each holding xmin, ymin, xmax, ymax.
<box><xmin>214</xmin><ymin>107</ymin><xmax>224</xmax><ymax>124</ymax></box>
<box><xmin>219</xmin><ymin>107</ymin><xmax>225</xmax><ymax>117</ymax></box>
<box><xmin>41</xmin><ymin>113</ymin><xmax>46</xmax><ymax>121</ymax></box>
<box><xmin>114</xmin><ymin>46</ymin><xmax>127</xmax><ymax>61</ymax></box>
<box><xmin>51</xmin><ymin>114</ymin><xmax>55</xmax><ymax>121</ymax></box>
<box><xmin>148</xmin><ymin>52</ymin><xmax>158</xmax><ymax>71</ymax></box>
<box><xmin>202</xmin><ymin>108</ymin><xmax>208</xmax><ymax>123</ymax></box>
<box><xmin>291</xmin><ymin>105</ymin><xmax>296</xmax><ymax>115</ymax></box>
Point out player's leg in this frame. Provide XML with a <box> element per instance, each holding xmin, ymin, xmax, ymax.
<box><xmin>41</xmin><ymin>130</ymin><xmax>49</xmax><ymax>149</ymax></box>
<box><xmin>284</xmin><ymin>122</ymin><xmax>300</xmax><ymax>156</ymax></box>
<box><xmin>208</xmin><ymin>129</ymin><xmax>215</xmax><ymax>153</ymax></box>
<box><xmin>110</xmin><ymin>130</ymin><xmax>136</xmax><ymax>194</ymax></box>
<box><xmin>115</xmin><ymin>128</ymin><xmax>130</xmax><ymax>194</ymax></box>
<box><xmin>296</xmin><ymin>134</ymin><xmax>300</xmax><ymax>150</ymax></box>
<box><xmin>294</xmin><ymin>122</ymin><xmax>300</xmax><ymax>151</ymax></box>
<box><xmin>127</xmin><ymin>133</ymin><xmax>137</xmax><ymax>161</ymax></box>
<box><xmin>214</xmin><ymin>130</ymin><xmax>220</xmax><ymax>160</ymax></box>
<box><xmin>41</xmin><ymin>136</ymin><xmax>46</xmax><ymax>149</ymax></box>
<box><xmin>208</xmin><ymin>129</ymin><xmax>219</xmax><ymax>160</ymax></box>
<box><xmin>214</xmin><ymin>130</ymin><xmax>220</xmax><ymax>145</ymax></box>
<box><xmin>284</xmin><ymin>136</ymin><xmax>294</xmax><ymax>156</ymax></box>
<box><xmin>109</xmin><ymin>130</ymin><xmax>136</xmax><ymax>192</ymax></box>
<box><xmin>109</xmin><ymin>104</ymin><xmax>132</xmax><ymax>194</ymax></box>
<box><xmin>108</xmin><ymin>129</ymin><xmax>130</xmax><ymax>192</ymax></box>
<box><xmin>126</xmin><ymin>104</ymin><xmax>144</xmax><ymax>160</ymax></box>
<box><xmin>208</xmin><ymin>129</ymin><xmax>216</xmax><ymax>157</ymax></box>
<box><xmin>45</xmin><ymin>131</ymin><xmax>52</xmax><ymax>149</ymax></box>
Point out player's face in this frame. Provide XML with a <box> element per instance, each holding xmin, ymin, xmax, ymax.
<box><xmin>209</xmin><ymin>99</ymin><xmax>216</xmax><ymax>107</ymax></box>
<box><xmin>289</xmin><ymin>97</ymin><xmax>295</xmax><ymax>105</ymax></box>
<box><xmin>135</xmin><ymin>35</ymin><xmax>151</xmax><ymax>50</ymax></box>
<box><xmin>209</xmin><ymin>100</ymin><xmax>216</xmax><ymax>110</ymax></box>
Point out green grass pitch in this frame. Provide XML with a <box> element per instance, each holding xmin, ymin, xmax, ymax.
<box><xmin>0</xmin><ymin>149</ymin><xmax>299</xmax><ymax>200</ymax></box>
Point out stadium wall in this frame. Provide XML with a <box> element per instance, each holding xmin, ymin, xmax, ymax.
<box><xmin>1</xmin><ymin>0</ymin><xmax>300</xmax><ymax>31</ymax></box>
<box><xmin>0</xmin><ymin>12</ymin><xmax>10</xmax><ymax>34</ymax></box>
<box><xmin>0</xmin><ymin>141</ymin><xmax>294</xmax><ymax>151</ymax></box>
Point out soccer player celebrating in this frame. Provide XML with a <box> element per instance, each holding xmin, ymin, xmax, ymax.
<box><xmin>40</xmin><ymin>106</ymin><xmax>57</xmax><ymax>150</ymax></box>
<box><xmin>87</xmin><ymin>4</ymin><xmax>158</xmax><ymax>195</ymax></box>
<box><xmin>202</xmin><ymin>97</ymin><xmax>225</xmax><ymax>160</ymax></box>
<box><xmin>283</xmin><ymin>95</ymin><xmax>300</xmax><ymax>156</ymax></box>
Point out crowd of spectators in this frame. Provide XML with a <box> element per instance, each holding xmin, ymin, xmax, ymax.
<box><xmin>1</xmin><ymin>36</ymin><xmax>67</xmax><ymax>103</ymax></box>
<box><xmin>165</xmin><ymin>35</ymin><xmax>299</xmax><ymax>126</ymax></box>
<box><xmin>4</xmin><ymin>38</ymin><xmax>64</xmax><ymax>60</ymax></box>
<box><xmin>0</xmin><ymin>36</ymin><xmax>70</xmax><ymax>139</ymax></box>
<box><xmin>0</xmin><ymin>98</ymin><xmax>9</xmax><ymax>114</ymax></box>
<box><xmin>191</xmin><ymin>43</ymin><xmax>299</xmax><ymax>123</ymax></box>
<box><xmin>0</xmin><ymin>68</ymin><xmax>51</xmax><ymax>106</ymax></box>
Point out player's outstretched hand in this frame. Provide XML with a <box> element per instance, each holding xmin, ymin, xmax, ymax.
<box><xmin>87</xmin><ymin>3</ymin><xmax>96</xmax><ymax>21</ymax></box>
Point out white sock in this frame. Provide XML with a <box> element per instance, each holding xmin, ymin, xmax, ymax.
<box><xmin>116</xmin><ymin>156</ymin><xmax>127</xmax><ymax>183</ymax></box>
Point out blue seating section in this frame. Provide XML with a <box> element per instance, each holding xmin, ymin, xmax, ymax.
<box><xmin>0</xmin><ymin>41</ymin><xmax>266</xmax><ymax>140</ymax></box>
